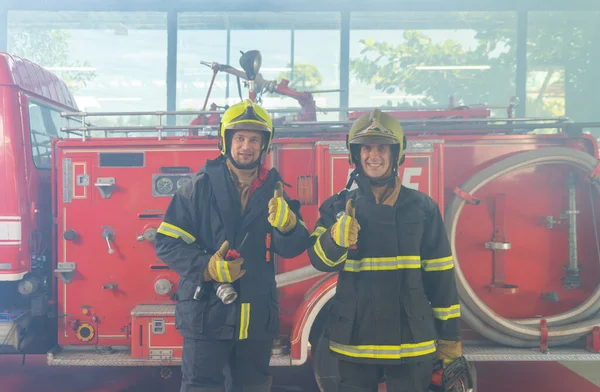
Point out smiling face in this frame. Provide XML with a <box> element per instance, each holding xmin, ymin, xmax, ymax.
<box><xmin>230</xmin><ymin>130</ymin><xmax>263</xmax><ymax>166</ymax></box>
<box><xmin>359</xmin><ymin>144</ymin><xmax>392</xmax><ymax>179</ymax></box>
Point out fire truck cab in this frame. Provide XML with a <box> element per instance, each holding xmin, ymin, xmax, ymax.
<box><xmin>0</xmin><ymin>52</ymin><xmax>78</xmax><ymax>353</ymax></box>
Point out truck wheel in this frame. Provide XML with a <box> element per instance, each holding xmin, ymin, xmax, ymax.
<box><xmin>312</xmin><ymin>332</ymin><xmax>339</xmax><ymax>392</ymax></box>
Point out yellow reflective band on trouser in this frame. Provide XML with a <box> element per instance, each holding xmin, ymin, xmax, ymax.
<box><xmin>239</xmin><ymin>303</ymin><xmax>251</xmax><ymax>340</ymax></box>
<box><xmin>343</xmin><ymin>256</ymin><xmax>421</xmax><ymax>272</ymax></box>
<box><xmin>422</xmin><ymin>256</ymin><xmax>454</xmax><ymax>271</ymax></box>
<box><xmin>329</xmin><ymin>340</ymin><xmax>436</xmax><ymax>360</ymax></box>
<box><xmin>432</xmin><ymin>304</ymin><xmax>461</xmax><ymax>320</ymax></box>
<box><xmin>216</xmin><ymin>260</ymin><xmax>233</xmax><ymax>283</ymax></box>
<box><xmin>157</xmin><ymin>222</ymin><xmax>196</xmax><ymax>244</ymax></box>
<box><xmin>310</xmin><ymin>226</ymin><xmax>327</xmax><ymax>238</ymax></box>
<box><xmin>275</xmin><ymin>198</ymin><xmax>290</xmax><ymax>228</ymax></box>
<box><xmin>313</xmin><ymin>234</ymin><xmax>346</xmax><ymax>267</ymax></box>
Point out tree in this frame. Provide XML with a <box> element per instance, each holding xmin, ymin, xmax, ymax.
<box><xmin>278</xmin><ymin>62</ymin><xmax>323</xmax><ymax>90</ymax></box>
<box><xmin>349</xmin><ymin>12</ymin><xmax>600</xmax><ymax>121</ymax></box>
<box><xmin>8</xmin><ymin>28</ymin><xmax>96</xmax><ymax>92</ymax></box>
<box><xmin>350</xmin><ymin>14</ymin><xmax>516</xmax><ymax>107</ymax></box>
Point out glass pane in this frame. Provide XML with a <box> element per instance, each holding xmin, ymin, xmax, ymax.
<box><xmin>177</xmin><ymin>12</ymin><xmax>340</xmax><ymax>125</ymax></box>
<box><xmin>177</xmin><ymin>12</ymin><xmax>228</xmax><ymax>120</ymax></box>
<box><xmin>28</xmin><ymin>101</ymin><xmax>56</xmax><ymax>169</ymax></box>
<box><xmin>350</xmin><ymin>12</ymin><xmax>517</xmax><ymax>116</ymax></box>
<box><xmin>527</xmin><ymin>11</ymin><xmax>600</xmax><ymax>132</ymax></box>
<box><xmin>8</xmin><ymin>11</ymin><xmax>168</xmax><ymax>130</ymax></box>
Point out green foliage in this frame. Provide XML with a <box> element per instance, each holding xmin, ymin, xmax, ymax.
<box><xmin>8</xmin><ymin>28</ymin><xmax>96</xmax><ymax>92</ymax></box>
<box><xmin>349</xmin><ymin>11</ymin><xmax>599</xmax><ymax>122</ymax></box>
<box><xmin>278</xmin><ymin>62</ymin><xmax>323</xmax><ymax>90</ymax></box>
<box><xmin>350</xmin><ymin>22</ymin><xmax>515</xmax><ymax>106</ymax></box>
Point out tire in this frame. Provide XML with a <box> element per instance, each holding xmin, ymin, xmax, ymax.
<box><xmin>312</xmin><ymin>332</ymin><xmax>339</xmax><ymax>392</ymax></box>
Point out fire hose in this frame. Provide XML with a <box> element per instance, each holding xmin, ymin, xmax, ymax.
<box><xmin>445</xmin><ymin>146</ymin><xmax>600</xmax><ymax>347</ymax></box>
<box><xmin>274</xmin><ymin>146</ymin><xmax>600</xmax><ymax>347</ymax></box>
<box><xmin>276</xmin><ymin>265</ymin><xmax>327</xmax><ymax>289</ymax></box>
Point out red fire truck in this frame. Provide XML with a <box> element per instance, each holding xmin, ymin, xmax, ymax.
<box><xmin>3</xmin><ymin>50</ymin><xmax>600</xmax><ymax>391</ymax></box>
<box><xmin>0</xmin><ymin>52</ymin><xmax>80</xmax><ymax>356</ymax></box>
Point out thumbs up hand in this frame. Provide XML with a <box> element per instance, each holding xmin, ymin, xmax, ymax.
<box><xmin>330</xmin><ymin>199</ymin><xmax>361</xmax><ymax>248</ymax></box>
<box><xmin>204</xmin><ymin>241</ymin><xmax>246</xmax><ymax>282</ymax></box>
<box><xmin>268</xmin><ymin>182</ymin><xmax>297</xmax><ymax>233</ymax></box>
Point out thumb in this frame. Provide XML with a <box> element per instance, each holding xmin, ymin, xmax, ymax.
<box><xmin>274</xmin><ymin>181</ymin><xmax>284</xmax><ymax>199</ymax></box>
<box><xmin>345</xmin><ymin>199</ymin><xmax>355</xmax><ymax>219</ymax></box>
<box><xmin>217</xmin><ymin>240</ymin><xmax>229</xmax><ymax>256</ymax></box>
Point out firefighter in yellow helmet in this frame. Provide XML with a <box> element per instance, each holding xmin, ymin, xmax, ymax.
<box><xmin>308</xmin><ymin>108</ymin><xmax>462</xmax><ymax>392</ymax></box>
<box><xmin>156</xmin><ymin>99</ymin><xmax>310</xmax><ymax>392</ymax></box>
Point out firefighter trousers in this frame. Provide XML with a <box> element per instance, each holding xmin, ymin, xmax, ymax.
<box><xmin>338</xmin><ymin>358</ymin><xmax>433</xmax><ymax>392</ymax></box>
<box><xmin>180</xmin><ymin>338</ymin><xmax>273</xmax><ymax>392</ymax></box>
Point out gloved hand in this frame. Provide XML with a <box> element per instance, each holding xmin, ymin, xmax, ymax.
<box><xmin>268</xmin><ymin>182</ymin><xmax>297</xmax><ymax>233</ymax></box>
<box><xmin>204</xmin><ymin>241</ymin><xmax>246</xmax><ymax>283</ymax></box>
<box><xmin>436</xmin><ymin>340</ymin><xmax>462</xmax><ymax>368</ymax></box>
<box><xmin>330</xmin><ymin>199</ymin><xmax>361</xmax><ymax>248</ymax></box>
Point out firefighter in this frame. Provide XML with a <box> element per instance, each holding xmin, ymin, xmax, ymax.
<box><xmin>307</xmin><ymin>109</ymin><xmax>462</xmax><ymax>392</ymax></box>
<box><xmin>155</xmin><ymin>99</ymin><xmax>310</xmax><ymax>392</ymax></box>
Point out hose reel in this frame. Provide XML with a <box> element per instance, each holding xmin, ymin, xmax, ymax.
<box><xmin>445</xmin><ymin>147</ymin><xmax>600</xmax><ymax>347</ymax></box>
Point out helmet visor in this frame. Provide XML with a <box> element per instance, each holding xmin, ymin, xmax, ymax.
<box><xmin>225</xmin><ymin>121</ymin><xmax>271</xmax><ymax>133</ymax></box>
<box><xmin>350</xmin><ymin>134</ymin><xmax>399</xmax><ymax>146</ymax></box>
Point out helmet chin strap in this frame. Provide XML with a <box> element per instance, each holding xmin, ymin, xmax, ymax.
<box><xmin>227</xmin><ymin>151</ymin><xmax>263</xmax><ymax>170</ymax></box>
<box><xmin>346</xmin><ymin>148</ymin><xmax>399</xmax><ymax>190</ymax></box>
<box><xmin>369</xmin><ymin>169</ymin><xmax>397</xmax><ymax>187</ymax></box>
<box><xmin>345</xmin><ymin>165</ymin><xmax>397</xmax><ymax>191</ymax></box>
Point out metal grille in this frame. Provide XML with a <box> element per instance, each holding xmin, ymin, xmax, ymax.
<box><xmin>130</xmin><ymin>304</ymin><xmax>175</xmax><ymax>316</ymax></box>
<box><xmin>47</xmin><ymin>346</ymin><xmax>293</xmax><ymax>367</ymax></box>
<box><xmin>463</xmin><ymin>345</ymin><xmax>600</xmax><ymax>361</ymax></box>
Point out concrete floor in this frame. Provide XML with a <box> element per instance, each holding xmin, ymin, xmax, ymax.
<box><xmin>0</xmin><ymin>354</ymin><xmax>599</xmax><ymax>392</ymax></box>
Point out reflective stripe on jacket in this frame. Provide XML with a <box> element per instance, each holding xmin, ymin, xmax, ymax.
<box><xmin>155</xmin><ymin>156</ymin><xmax>310</xmax><ymax>341</ymax></box>
<box><xmin>308</xmin><ymin>182</ymin><xmax>460</xmax><ymax>364</ymax></box>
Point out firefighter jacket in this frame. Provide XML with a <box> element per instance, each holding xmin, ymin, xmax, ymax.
<box><xmin>308</xmin><ymin>178</ymin><xmax>461</xmax><ymax>365</ymax></box>
<box><xmin>155</xmin><ymin>156</ymin><xmax>310</xmax><ymax>341</ymax></box>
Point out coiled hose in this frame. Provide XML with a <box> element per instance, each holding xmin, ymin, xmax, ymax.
<box><xmin>445</xmin><ymin>147</ymin><xmax>600</xmax><ymax>347</ymax></box>
<box><xmin>276</xmin><ymin>265</ymin><xmax>326</xmax><ymax>288</ymax></box>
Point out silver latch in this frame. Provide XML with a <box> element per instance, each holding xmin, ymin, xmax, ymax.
<box><xmin>76</xmin><ymin>174</ymin><xmax>89</xmax><ymax>186</ymax></box>
<box><xmin>95</xmin><ymin>177</ymin><xmax>116</xmax><ymax>199</ymax></box>
<box><xmin>55</xmin><ymin>262</ymin><xmax>76</xmax><ymax>284</ymax></box>
<box><xmin>137</xmin><ymin>227</ymin><xmax>158</xmax><ymax>242</ymax></box>
<box><xmin>485</xmin><ymin>242</ymin><xmax>511</xmax><ymax>250</ymax></box>
<box><xmin>102</xmin><ymin>229</ymin><xmax>115</xmax><ymax>255</ymax></box>
<box><xmin>152</xmin><ymin>318</ymin><xmax>165</xmax><ymax>334</ymax></box>
<box><xmin>149</xmin><ymin>349</ymin><xmax>173</xmax><ymax>360</ymax></box>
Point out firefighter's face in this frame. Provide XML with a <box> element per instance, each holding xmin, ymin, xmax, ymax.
<box><xmin>360</xmin><ymin>144</ymin><xmax>391</xmax><ymax>178</ymax></box>
<box><xmin>230</xmin><ymin>130</ymin><xmax>263</xmax><ymax>166</ymax></box>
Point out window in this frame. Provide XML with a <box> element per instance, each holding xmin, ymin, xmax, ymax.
<box><xmin>177</xmin><ymin>12</ymin><xmax>341</xmax><ymax>123</ymax></box>
<box><xmin>349</xmin><ymin>12</ymin><xmax>517</xmax><ymax>116</ymax></box>
<box><xmin>527</xmin><ymin>11</ymin><xmax>600</xmax><ymax>128</ymax></box>
<box><xmin>28</xmin><ymin>101</ymin><xmax>58</xmax><ymax>169</ymax></box>
<box><xmin>8</xmin><ymin>11</ymin><xmax>168</xmax><ymax>128</ymax></box>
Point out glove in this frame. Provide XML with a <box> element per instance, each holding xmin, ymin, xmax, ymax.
<box><xmin>268</xmin><ymin>182</ymin><xmax>297</xmax><ymax>233</ymax></box>
<box><xmin>436</xmin><ymin>340</ymin><xmax>462</xmax><ymax>368</ymax></box>
<box><xmin>330</xmin><ymin>199</ymin><xmax>361</xmax><ymax>248</ymax></box>
<box><xmin>204</xmin><ymin>241</ymin><xmax>246</xmax><ymax>283</ymax></box>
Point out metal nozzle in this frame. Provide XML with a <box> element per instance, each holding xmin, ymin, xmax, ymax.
<box><xmin>216</xmin><ymin>283</ymin><xmax>238</xmax><ymax>305</ymax></box>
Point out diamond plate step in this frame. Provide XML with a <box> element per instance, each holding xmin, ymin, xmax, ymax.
<box><xmin>47</xmin><ymin>346</ymin><xmax>291</xmax><ymax>366</ymax></box>
<box><xmin>47</xmin><ymin>346</ymin><xmax>179</xmax><ymax>367</ymax></box>
<box><xmin>48</xmin><ymin>344</ymin><xmax>600</xmax><ymax>366</ymax></box>
<box><xmin>463</xmin><ymin>345</ymin><xmax>600</xmax><ymax>361</ymax></box>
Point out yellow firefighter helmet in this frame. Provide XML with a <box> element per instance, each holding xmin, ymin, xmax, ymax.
<box><xmin>347</xmin><ymin>108</ymin><xmax>406</xmax><ymax>166</ymax></box>
<box><xmin>219</xmin><ymin>99</ymin><xmax>274</xmax><ymax>155</ymax></box>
